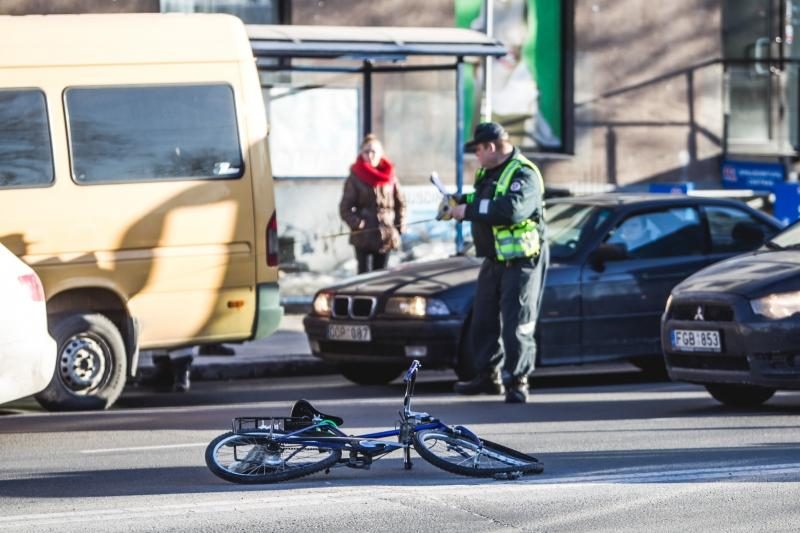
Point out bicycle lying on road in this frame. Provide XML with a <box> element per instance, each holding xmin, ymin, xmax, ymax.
<box><xmin>205</xmin><ymin>360</ymin><xmax>544</xmax><ymax>484</ymax></box>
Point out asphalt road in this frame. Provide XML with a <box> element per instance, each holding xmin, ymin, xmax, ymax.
<box><xmin>2</xmin><ymin>368</ymin><xmax>800</xmax><ymax>532</ymax></box>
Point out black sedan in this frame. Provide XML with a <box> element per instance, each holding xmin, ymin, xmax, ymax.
<box><xmin>304</xmin><ymin>193</ymin><xmax>782</xmax><ymax>385</ymax></box>
<box><xmin>662</xmin><ymin>220</ymin><xmax>800</xmax><ymax>407</ymax></box>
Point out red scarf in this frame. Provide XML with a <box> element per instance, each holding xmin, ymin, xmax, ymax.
<box><xmin>351</xmin><ymin>156</ymin><xmax>395</xmax><ymax>187</ymax></box>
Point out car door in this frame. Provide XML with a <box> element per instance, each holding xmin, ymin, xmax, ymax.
<box><xmin>580</xmin><ymin>206</ymin><xmax>710</xmax><ymax>362</ymax></box>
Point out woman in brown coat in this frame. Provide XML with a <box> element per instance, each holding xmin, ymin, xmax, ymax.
<box><xmin>339</xmin><ymin>134</ymin><xmax>407</xmax><ymax>274</ymax></box>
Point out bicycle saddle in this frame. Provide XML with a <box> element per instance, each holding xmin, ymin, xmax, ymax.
<box><xmin>290</xmin><ymin>399</ymin><xmax>344</xmax><ymax>427</ymax></box>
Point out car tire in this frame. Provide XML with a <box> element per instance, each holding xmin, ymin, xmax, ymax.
<box><xmin>35</xmin><ymin>313</ymin><xmax>127</xmax><ymax>411</ymax></box>
<box><xmin>705</xmin><ymin>383</ymin><xmax>775</xmax><ymax>407</ymax></box>
<box><xmin>339</xmin><ymin>364</ymin><xmax>404</xmax><ymax>385</ymax></box>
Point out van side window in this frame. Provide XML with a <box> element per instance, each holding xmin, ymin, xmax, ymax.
<box><xmin>0</xmin><ymin>89</ymin><xmax>53</xmax><ymax>188</ymax></box>
<box><xmin>65</xmin><ymin>84</ymin><xmax>243</xmax><ymax>183</ymax></box>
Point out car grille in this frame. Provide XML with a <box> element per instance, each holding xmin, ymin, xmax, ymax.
<box><xmin>669</xmin><ymin>303</ymin><xmax>734</xmax><ymax>322</ymax></box>
<box><xmin>332</xmin><ymin>295</ymin><xmax>377</xmax><ymax>319</ymax></box>
<box><xmin>666</xmin><ymin>353</ymin><xmax>749</xmax><ymax>371</ymax></box>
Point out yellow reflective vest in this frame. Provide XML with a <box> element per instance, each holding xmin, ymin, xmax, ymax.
<box><xmin>466</xmin><ymin>154</ymin><xmax>545</xmax><ymax>261</ymax></box>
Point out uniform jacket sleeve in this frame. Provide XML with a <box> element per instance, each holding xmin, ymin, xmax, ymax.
<box><xmin>339</xmin><ymin>176</ymin><xmax>363</xmax><ymax>230</ymax></box>
<box><xmin>464</xmin><ymin>166</ymin><xmax>543</xmax><ymax>226</ymax></box>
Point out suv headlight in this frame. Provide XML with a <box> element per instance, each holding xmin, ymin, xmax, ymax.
<box><xmin>750</xmin><ymin>290</ymin><xmax>800</xmax><ymax>319</ymax></box>
<box><xmin>384</xmin><ymin>296</ymin><xmax>450</xmax><ymax>317</ymax></box>
<box><xmin>312</xmin><ymin>291</ymin><xmax>333</xmax><ymax>316</ymax></box>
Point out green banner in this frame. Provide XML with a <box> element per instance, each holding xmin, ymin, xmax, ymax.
<box><xmin>456</xmin><ymin>0</ymin><xmax>562</xmax><ymax>150</ymax></box>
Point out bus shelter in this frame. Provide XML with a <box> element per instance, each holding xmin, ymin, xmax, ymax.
<box><xmin>247</xmin><ymin>25</ymin><xmax>506</xmax><ymax>250</ymax></box>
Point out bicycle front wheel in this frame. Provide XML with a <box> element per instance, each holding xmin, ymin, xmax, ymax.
<box><xmin>413</xmin><ymin>428</ymin><xmax>543</xmax><ymax>478</ymax></box>
<box><xmin>205</xmin><ymin>431</ymin><xmax>341</xmax><ymax>484</ymax></box>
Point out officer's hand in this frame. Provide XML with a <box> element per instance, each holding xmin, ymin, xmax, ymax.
<box><xmin>436</xmin><ymin>195</ymin><xmax>458</xmax><ymax>221</ymax></box>
<box><xmin>450</xmin><ymin>203</ymin><xmax>467</xmax><ymax>221</ymax></box>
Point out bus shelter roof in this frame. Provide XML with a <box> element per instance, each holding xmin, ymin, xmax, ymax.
<box><xmin>246</xmin><ymin>24</ymin><xmax>506</xmax><ymax>59</ymax></box>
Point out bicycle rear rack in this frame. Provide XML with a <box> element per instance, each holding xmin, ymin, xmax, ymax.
<box><xmin>232</xmin><ymin>417</ymin><xmax>313</xmax><ymax>433</ymax></box>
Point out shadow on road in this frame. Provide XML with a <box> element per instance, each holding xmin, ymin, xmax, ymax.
<box><xmin>4</xmin><ymin>439</ymin><xmax>800</xmax><ymax>501</ymax></box>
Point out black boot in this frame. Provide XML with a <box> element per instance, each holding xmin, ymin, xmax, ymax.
<box><xmin>454</xmin><ymin>369</ymin><xmax>505</xmax><ymax>395</ymax></box>
<box><xmin>504</xmin><ymin>375</ymin><xmax>529</xmax><ymax>404</ymax></box>
<box><xmin>171</xmin><ymin>355</ymin><xmax>193</xmax><ymax>393</ymax></box>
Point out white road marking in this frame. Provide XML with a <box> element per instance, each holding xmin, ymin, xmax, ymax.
<box><xmin>526</xmin><ymin>462</ymin><xmax>800</xmax><ymax>484</ymax></box>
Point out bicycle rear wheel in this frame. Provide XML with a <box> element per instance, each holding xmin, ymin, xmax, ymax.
<box><xmin>413</xmin><ymin>428</ymin><xmax>543</xmax><ymax>478</ymax></box>
<box><xmin>205</xmin><ymin>431</ymin><xmax>341</xmax><ymax>484</ymax></box>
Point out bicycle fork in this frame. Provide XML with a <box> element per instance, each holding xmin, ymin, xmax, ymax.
<box><xmin>399</xmin><ymin>421</ymin><xmax>414</xmax><ymax>470</ymax></box>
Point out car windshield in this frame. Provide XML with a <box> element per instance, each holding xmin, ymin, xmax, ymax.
<box><xmin>768</xmin><ymin>221</ymin><xmax>800</xmax><ymax>249</ymax></box>
<box><xmin>546</xmin><ymin>202</ymin><xmax>611</xmax><ymax>259</ymax></box>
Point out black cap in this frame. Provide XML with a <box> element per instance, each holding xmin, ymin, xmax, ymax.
<box><xmin>464</xmin><ymin>121</ymin><xmax>508</xmax><ymax>151</ymax></box>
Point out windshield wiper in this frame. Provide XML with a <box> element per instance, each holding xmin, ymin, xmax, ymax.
<box><xmin>764</xmin><ymin>241</ymin><xmax>784</xmax><ymax>250</ymax></box>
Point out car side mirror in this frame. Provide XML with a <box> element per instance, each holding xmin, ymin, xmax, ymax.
<box><xmin>589</xmin><ymin>243</ymin><xmax>628</xmax><ymax>272</ymax></box>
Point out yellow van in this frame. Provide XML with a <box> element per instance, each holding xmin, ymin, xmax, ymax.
<box><xmin>0</xmin><ymin>13</ymin><xmax>282</xmax><ymax>410</ymax></box>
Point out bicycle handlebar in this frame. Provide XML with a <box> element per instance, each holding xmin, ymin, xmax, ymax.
<box><xmin>403</xmin><ymin>360</ymin><xmax>421</xmax><ymax>383</ymax></box>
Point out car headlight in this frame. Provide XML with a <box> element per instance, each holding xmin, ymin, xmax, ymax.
<box><xmin>312</xmin><ymin>291</ymin><xmax>333</xmax><ymax>316</ymax></box>
<box><xmin>384</xmin><ymin>296</ymin><xmax>450</xmax><ymax>317</ymax></box>
<box><xmin>750</xmin><ymin>290</ymin><xmax>800</xmax><ymax>319</ymax></box>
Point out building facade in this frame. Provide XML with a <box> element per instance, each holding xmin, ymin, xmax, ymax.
<box><xmin>4</xmin><ymin>1</ymin><xmax>797</xmax><ymax>292</ymax></box>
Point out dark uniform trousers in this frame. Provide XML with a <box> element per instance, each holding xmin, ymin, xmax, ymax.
<box><xmin>470</xmin><ymin>242</ymin><xmax>549</xmax><ymax>383</ymax></box>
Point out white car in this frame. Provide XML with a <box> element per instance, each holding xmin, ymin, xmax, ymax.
<box><xmin>0</xmin><ymin>243</ymin><xmax>56</xmax><ymax>404</ymax></box>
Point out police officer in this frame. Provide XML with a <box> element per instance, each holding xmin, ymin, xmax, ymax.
<box><xmin>448</xmin><ymin>122</ymin><xmax>548</xmax><ymax>403</ymax></box>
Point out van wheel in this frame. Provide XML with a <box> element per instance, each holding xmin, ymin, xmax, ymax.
<box><xmin>705</xmin><ymin>383</ymin><xmax>775</xmax><ymax>408</ymax></box>
<box><xmin>35</xmin><ymin>313</ymin><xmax>127</xmax><ymax>411</ymax></box>
<box><xmin>339</xmin><ymin>364</ymin><xmax>404</xmax><ymax>385</ymax></box>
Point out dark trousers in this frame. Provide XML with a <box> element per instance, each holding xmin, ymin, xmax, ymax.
<box><xmin>469</xmin><ymin>243</ymin><xmax>549</xmax><ymax>382</ymax></box>
<box><xmin>355</xmin><ymin>249</ymin><xmax>389</xmax><ymax>274</ymax></box>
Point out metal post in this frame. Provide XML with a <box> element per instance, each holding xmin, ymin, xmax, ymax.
<box><xmin>456</xmin><ymin>58</ymin><xmax>465</xmax><ymax>253</ymax></box>
<box><xmin>481</xmin><ymin>0</ymin><xmax>494</xmax><ymax>121</ymax></box>
<box><xmin>363</xmin><ymin>60</ymin><xmax>373</xmax><ymax>134</ymax></box>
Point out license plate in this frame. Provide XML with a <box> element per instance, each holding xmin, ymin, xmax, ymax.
<box><xmin>671</xmin><ymin>329</ymin><xmax>721</xmax><ymax>352</ymax></box>
<box><xmin>327</xmin><ymin>324</ymin><xmax>371</xmax><ymax>342</ymax></box>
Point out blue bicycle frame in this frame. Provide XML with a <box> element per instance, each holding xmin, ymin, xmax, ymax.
<box><xmin>232</xmin><ymin>360</ymin><xmax>475</xmax><ymax>470</ymax></box>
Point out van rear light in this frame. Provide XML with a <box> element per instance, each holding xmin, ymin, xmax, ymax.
<box><xmin>18</xmin><ymin>273</ymin><xmax>45</xmax><ymax>302</ymax></box>
<box><xmin>266</xmin><ymin>210</ymin><xmax>279</xmax><ymax>267</ymax></box>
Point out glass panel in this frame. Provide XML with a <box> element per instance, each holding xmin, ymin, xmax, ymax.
<box><xmin>0</xmin><ymin>89</ymin><xmax>53</xmax><ymax>188</ymax></box>
<box><xmin>66</xmin><ymin>84</ymin><xmax>243</xmax><ymax>183</ymax></box>
<box><xmin>160</xmin><ymin>0</ymin><xmax>279</xmax><ymax>24</ymax></box>
<box><xmin>727</xmin><ymin>67</ymin><xmax>772</xmax><ymax>143</ymax></box>
<box><xmin>606</xmin><ymin>208</ymin><xmax>704</xmax><ymax>259</ymax></box>
<box><xmin>262</xmin><ymin>69</ymin><xmax>361</xmax><ymax>179</ymax></box>
<box><xmin>378</xmin><ymin>68</ymin><xmax>455</xmax><ymax>185</ymax></box>
<box><xmin>723</xmin><ymin>0</ymin><xmax>777</xmax><ymax>146</ymax></box>
<box><xmin>706</xmin><ymin>205</ymin><xmax>776</xmax><ymax>252</ymax></box>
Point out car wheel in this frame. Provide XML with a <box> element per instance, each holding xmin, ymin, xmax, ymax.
<box><xmin>35</xmin><ymin>313</ymin><xmax>127</xmax><ymax>411</ymax></box>
<box><xmin>705</xmin><ymin>383</ymin><xmax>775</xmax><ymax>407</ymax></box>
<box><xmin>339</xmin><ymin>364</ymin><xmax>404</xmax><ymax>385</ymax></box>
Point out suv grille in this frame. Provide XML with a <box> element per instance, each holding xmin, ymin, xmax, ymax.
<box><xmin>669</xmin><ymin>303</ymin><xmax>734</xmax><ymax>322</ymax></box>
<box><xmin>332</xmin><ymin>295</ymin><xmax>377</xmax><ymax>319</ymax></box>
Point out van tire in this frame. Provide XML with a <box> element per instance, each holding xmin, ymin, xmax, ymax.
<box><xmin>35</xmin><ymin>313</ymin><xmax>127</xmax><ymax>411</ymax></box>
